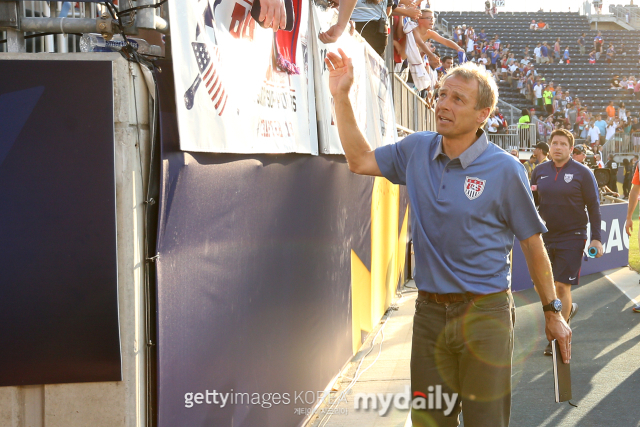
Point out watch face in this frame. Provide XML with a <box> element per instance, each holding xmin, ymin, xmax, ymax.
<box><xmin>553</xmin><ymin>299</ymin><xmax>563</xmax><ymax>312</ymax></box>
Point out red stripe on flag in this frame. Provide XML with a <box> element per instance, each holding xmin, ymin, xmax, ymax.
<box><xmin>215</xmin><ymin>90</ymin><xmax>226</xmax><ymax>109</ymax></box>
<box><xmin>217</xmin><ymin>94</ymin><xmax>227</xmax><ymax>115</ymax></box>
<box><xmin>205</xmin><ymin>69</ymin><xmax>217</xmax><ymax>88</ymax></box>
<box><xmin>208</xmin><ymin>73</ymin><xmax>220</xmax><ymax>95</ymax></box>
<box><xmin>211</xmin><ymin>80</ymin><xmax>223</xmax><ymax>100</ymax></box>
<box><xmin>202</xmin><ymin>63</ymin><xmax>213</xmax><ymax>81</ymax></box>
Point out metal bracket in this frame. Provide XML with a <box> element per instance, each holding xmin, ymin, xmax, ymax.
<box><xmin>97</xmin><ymin>15</ymin><xmax>114</xmax><ymax>40</ymax></box>
<box><xmin>0</xmin><ymin>1</ymin><xmax>20</xmax><ymax>30</ymax></box>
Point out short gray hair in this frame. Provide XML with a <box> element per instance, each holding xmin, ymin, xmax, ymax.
<box><xmin>440</xmin><ymin>62</ymin><xmax>499</xmax><ymax>125</ymax></box>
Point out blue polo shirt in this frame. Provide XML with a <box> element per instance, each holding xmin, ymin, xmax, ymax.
<box><xmin>530</xmin><ymin>158</ymin><xmax>602</xmax><ymax>244</ymax></box>
<box><xmin>595</xmin><ymin>119</ymin><xmax>607</xmax><ymax>136</ymax></box>
<box><xmin>541</xmin><ymin>45</ymin><xmax>548</xmax><ymax>57</ymax></box>
<box><xmin>374</xmin><ymin>131</ymin><xmax>547</xmax><ymax>294</ymax></box>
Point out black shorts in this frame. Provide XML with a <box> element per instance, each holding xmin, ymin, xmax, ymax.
<box><xmin>544</xmin><ymin>239</ymin><xmax>586</xmax><ymax>286</ymax></box>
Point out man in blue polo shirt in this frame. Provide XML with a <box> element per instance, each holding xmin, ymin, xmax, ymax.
<box><xmin>541</xmin><ymin>41</ymin><xmax>550</xmax><ymax>63</ymax></box>
<box><xmin>530</xmin><ymin>129</ymin><xmax>603</xmax><ymax>356</ymax></box>
<box><xmin>324</xmin><ymin>48</ymin><xmax>571</xmax><ymax>427</ymax></box>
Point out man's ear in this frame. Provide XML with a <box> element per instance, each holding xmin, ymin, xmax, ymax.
<box><xmin>478</xmin><ymin>107</ymin><xmax>492</xmax><ymax>125</ymax></box>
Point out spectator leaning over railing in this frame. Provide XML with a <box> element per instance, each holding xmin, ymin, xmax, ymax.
<box><xmin>318</xmin><ymin>0</ymin><xmax>391</xmax><ymax>56</ymax></box>
<box><xmin>414</xmin><ymin>9</ymin><xmax>463</xmax><ymax>57</ymax></box>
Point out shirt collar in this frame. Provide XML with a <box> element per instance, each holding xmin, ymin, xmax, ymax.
<box><xmin>432</xmin><ymin>130</ymin><xmax>489</xmax><ymax>169</ymax></box>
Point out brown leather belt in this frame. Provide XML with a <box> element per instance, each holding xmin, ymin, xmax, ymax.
<box><xmin>418</xmin><ymin>289</ymin><xmax>508</xmax><ymax>305</ymax></box>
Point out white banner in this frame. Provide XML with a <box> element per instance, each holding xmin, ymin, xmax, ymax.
<box><xmin>169</xmin><ymin>0</ymin><xmax>318</xmax><ymax>154</ymax></box>
<box><xmin>311</xmin><ymin>3</ymin><xmax>396</xmax><ymax>154</ymax></box>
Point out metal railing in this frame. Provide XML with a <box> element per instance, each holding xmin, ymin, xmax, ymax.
<box><xmin>496</xmin><ymin>99</ymin><xmax>520</xmax><ymax>128</ymax></box>
<box><xmin>601</xmin><ymin>132</ymin><xmax>639</xmax><ymax>159</ymax></box>
<box><xmin>393</xmin><ymin>74</ymin><xmax>436</xmax><ymax>135</ymax></box>
<box><xmin>610</xmin><ymin>5</ymin><xmax>640</xmax><ymax>28</ymax></box>
<box><xmin>440</xmin><ymin>18</ymin><xmax>450</xmax><ymax>36</ymax></box>
<box><xmin>488</xmin><ymin>124</ymin><xmax>537</xmax><ymax>151</ymax></box>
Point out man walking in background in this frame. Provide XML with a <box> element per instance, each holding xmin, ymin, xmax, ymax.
<box><xmin>578</xmin><ymin>32</ymin><xmax>586</xmax><ymax>55</ymax></box>
<box><xmin>324</xmin><ymin>48</ymin><xmax>571</xmax><ymax>426</ymax></box>
<box><xmin>531</xmin><ymin>129</ymin><xmax>603</xmax><ymax>355</ymax></box>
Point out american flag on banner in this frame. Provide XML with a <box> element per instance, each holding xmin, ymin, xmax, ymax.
<box><xmin>192</xmin><ymin>42</ymin><xmax>227</xmax><ymax>115</ymax></box>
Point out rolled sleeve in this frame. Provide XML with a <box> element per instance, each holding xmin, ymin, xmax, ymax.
<box><xmin>501</xmin><ymin>163</ymin><xmax>548</xmax><ymax>241</ymax></box>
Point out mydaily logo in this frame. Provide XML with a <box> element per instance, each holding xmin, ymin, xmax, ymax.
<box><xmin>353</xmin><ymin>385</ymin><xmax>458</xmax><ymax>416</ymax></box>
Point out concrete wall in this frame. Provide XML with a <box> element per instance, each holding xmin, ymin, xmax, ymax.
<box><xmin>0</xmin><ymin>53</ymin><xmax>150</xmax><ymax>427</ymax></box>
<box><xmin>590</xmin><ymin>20</ymin><xmax>628</xmax><ymax>30</ymax></box>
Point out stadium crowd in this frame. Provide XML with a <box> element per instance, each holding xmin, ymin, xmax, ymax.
<box><xmin>318</xmin><ymin>0</ymin><xmax>640</xmax><ymax>199</ymax></box>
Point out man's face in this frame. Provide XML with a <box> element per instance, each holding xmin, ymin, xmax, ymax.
<box><xmin>419</xmin><ymin>11</ymin><xmax>434</xmax><ymax>30</ymax></box>
<box><xmin>573</xmin><ymin>152</ymin><xmax>586</xmax><ymax>163</ymax></box>
<box><xmin>443</xmin><ymin>59</ymin><xmax>453</xmax><ymax>70</ymax></box>
<box><xmin>549</xmin><ymin>135</ymin><xmax>572</xmax><ymax>163</ymax></box>
<box><xmin>435</xmin><ymin>75</ymin><xmax>489</xmax><ymax>138</ymax></box>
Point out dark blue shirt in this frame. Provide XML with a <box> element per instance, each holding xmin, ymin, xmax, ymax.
<box><xmin>541</xmin><ymin>45</ymin><xmax>549</xmax><ymax>57</ymax></box>
<box><xmin>531</xmin><ymin>159</ymin><xmax>602</xmax><ymax>243</ymax></box>
<box><xmin>375</xmin><ymin>131</ymin><xmax>547</xmax><ymax>294</ymax></box>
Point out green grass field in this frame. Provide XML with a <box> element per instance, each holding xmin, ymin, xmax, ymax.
<box><xmin>618</xmin><ymin>182</ymin><xmax>640</xmax><ymax>272</ymax></box>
